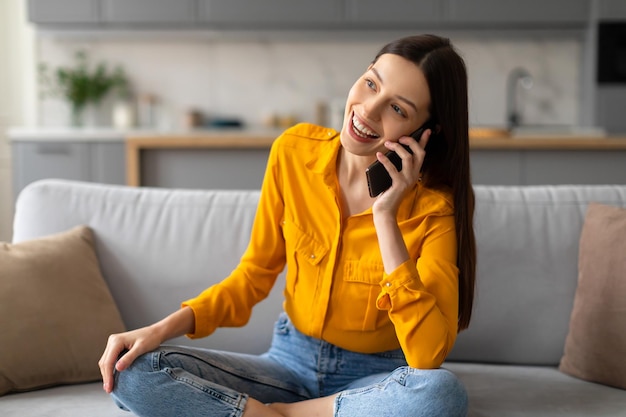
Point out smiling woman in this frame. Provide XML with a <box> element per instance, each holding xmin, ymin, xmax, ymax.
<box><xmin>101</xmin><ymin>34</ymin><xmax>475</xmax><ymax>417</ymax></box>
<box><xmin>342</xmin><ymin>54</ymin><xmax>431</xmax><ymax>147</ymax></box>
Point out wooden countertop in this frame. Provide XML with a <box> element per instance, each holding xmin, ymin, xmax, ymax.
<box><xmin>469</xmin><ymin>136</ymin><xmax>626</xmax><ymax>149</ymax></box>
<box><xmin>126</xmin><ymin>131</ymin><xmax>626</xmax><ymax>150</ymax></box>
<box><xmin>125</xmin><ymin>130</ymin><xmax>626</xmax><ymax>186</ymax></box>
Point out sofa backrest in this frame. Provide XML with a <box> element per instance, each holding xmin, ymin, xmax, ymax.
<box><xmin>13</xmin><ymin>180</ymin><xmax>626</xmax><ymax>364</ymax></box>
<box><xmin>447</xmin><ymin>184</ymin><xmax>626</xmax><ymax>366</ymax></box>
<box><xmin>13</xmin><ymin>179</ymin><xmax>284</xmax><ymax>354</ymax></box>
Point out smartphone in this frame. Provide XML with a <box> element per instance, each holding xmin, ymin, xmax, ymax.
<box><xmin>365</xmin><ymin>119</ymin><xmax>436</xmax><ymax>198</ymax></box>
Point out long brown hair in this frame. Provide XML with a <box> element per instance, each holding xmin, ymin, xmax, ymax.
<box><xmin>374</xmin><ymin>34</ymin><xmax>476</xmax><ymax>331</ymax></box>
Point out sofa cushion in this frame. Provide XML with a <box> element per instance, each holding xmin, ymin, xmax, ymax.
<box><xmin>446</xmin><ymin>362</ymin><xmax>626</xmax><ymax>417</ymax></box>
<box><xmin>559</xmin><ymin>203</ymin><xmax>626</xmax><ymax>390</ymax></box>
<box><xmin>0</xmin><ymin>226</ymin><xmax>126</xmax><ymax>396</ymax></box>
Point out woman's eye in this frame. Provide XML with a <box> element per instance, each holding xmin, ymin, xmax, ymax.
<box><xmin>392</xmin><ymin>104</ymin><xmax>406</xmax><ymax>117</ymax></box>
<box><xmin>366</xmin><ymin>79</ymin><xmax>376</xmax><ymax>90</ymax></box>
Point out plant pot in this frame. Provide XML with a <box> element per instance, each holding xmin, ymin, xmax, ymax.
<box><xmin>70</xmin><ymin>103</ymin><xmax>101</xmax><ymax>127</ymax></box>
<box><xmin>70</xmin><ymin>104</ymin><xmax>87</xmax><ymax>127</ymax></box>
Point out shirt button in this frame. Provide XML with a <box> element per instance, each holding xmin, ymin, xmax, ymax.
<box><xmin>385</xmin><ymin>282</ymin><xmax>392</xmax><ymax>287</ymax></box>
<box><xmin>327</xmin><ymin>132</ymin><xmax>332</xmax><ymax>136</ymax></box>
<box><xmin>310</xmin><ymin>254</ymin><xmax>316</xmax><ymax>259</ymax></box>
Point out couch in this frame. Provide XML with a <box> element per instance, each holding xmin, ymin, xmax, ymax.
<box><xmin>1</xmin><ymin>179</ymin><xmax>625</xmax><ymax>417</ymax></box>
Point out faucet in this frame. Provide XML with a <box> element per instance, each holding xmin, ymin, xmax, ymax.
<box><xmin>506</xmin><ymin>67</ymin><xmax>534</xmax><ymax>130</ymax></box>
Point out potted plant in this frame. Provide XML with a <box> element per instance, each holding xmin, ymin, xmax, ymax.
<box><xmin>39</xmin><ymin>51</ymin><xmax>129</xmax><ymax>127</ymax></box>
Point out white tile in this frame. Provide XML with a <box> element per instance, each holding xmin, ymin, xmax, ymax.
<box><xmin>36</xmin><ymin>34</ymin><xmax>581</xmax><ymax>129</ymax></box>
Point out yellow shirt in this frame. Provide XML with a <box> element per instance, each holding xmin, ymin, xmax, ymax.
<box><xmin>182</xmin><ymin>123</ymin><xmax>459</xmax><ymax>368</ymax></box>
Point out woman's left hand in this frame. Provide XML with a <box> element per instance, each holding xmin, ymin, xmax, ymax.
<box><xmin>372</xmin><ymin>128</ymin><xmax>432</xmax><ymax>215</ymax></box>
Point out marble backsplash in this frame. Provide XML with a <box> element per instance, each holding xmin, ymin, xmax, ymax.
<box><xmin>36</xmin><ymin>32</ymin><xmax>582</xmax><ymax>130</ymax></box>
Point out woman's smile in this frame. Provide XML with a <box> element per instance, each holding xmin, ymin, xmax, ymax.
<box><xmin>351</xmin><ymin>112</ymin><xmax>381</xmax><ymax>140</ymax></box>
<box><xmin>347</xmin><ymin>111</ymin><xmax>381</xmax><ymax>144</ymax></box>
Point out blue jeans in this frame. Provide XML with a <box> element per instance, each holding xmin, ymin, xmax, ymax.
<box><xmin>112</xmin><ymin>312</ymin><xmax>468</xmax><ymax>417</ymax></box>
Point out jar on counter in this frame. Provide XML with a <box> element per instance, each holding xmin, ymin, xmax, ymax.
<box><xmin>112</xmin><ymin>99</ymin><xmax>136</xmax><ymax>129</ymax></box>
<box><xmin>137</xmin><ymin>94</ymin><xmax>159</xmax><ymax>128</ymax></box>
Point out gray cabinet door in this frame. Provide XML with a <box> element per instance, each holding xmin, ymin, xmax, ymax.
<box><xmin>596</xmin><ymin>87</ymin><xmax>626</xmax><ymax>135</ymax></box>
<box><xmin>447</xmin><ymin>0</ymin><xmax>590</xmax><ymax>25</ymax></box>
<box><xmin>470</xmin><ymin>150</ymin><xmax>522</xmax><ymax>185</ymax></box>
<box><xmin>470</xmin><ymin>148</ymin><xmax>626</xmax><ymax>186</ymax></box>
<box><xmin>27</xmin><ymin>0</ymin><xmax>99</xmax><ymax>24</ymax></box>
<box><xmin>198</xmin><ymin>0</ymin><xmax>343</xmax><ymax>27</ymax></box>
<box><xmin>92</xmin><ymin>143</ymin><xmax>127</xmax><ymax>185</ymax></box>
<box><xmin>599</xmin><ymin>0</ymin><xmax>626</xmax><ymax>20</ymax></box>
<box><xmin>12</xmin><ymin>142</ymin><xmax>91</xmax><ymax>199</ymax></box>
<box><xmin>524</xmin><ymin>151</ymin><xmax>626</xmax><ymax>185</ymax></box>
<box><xmin>101</xmin><ymin>0</ymin><xmax>197</xmax><ymax>24</ymax></box>
<box><xmin>346</xmin><ymin>0</ymin><xmax>443</xmax><ymax>24</ymax></box>
<box><xmin>11</xmin><ymin>141</ymin><xmax>126</xmax><ymax>200</ymax></box>
<box><xmin>141</xmin><ymin>148</ymin><xmax>269</xmax><ymax>190</ymax></box>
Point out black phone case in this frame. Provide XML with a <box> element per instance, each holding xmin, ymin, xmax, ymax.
<box><xmin>365</xmin><ymin>121</ymin><xmax>435</xmax><ymax>197</ymax></box>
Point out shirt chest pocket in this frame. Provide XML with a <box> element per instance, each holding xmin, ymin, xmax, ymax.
<box><xmin>283</xmin><ymin>220</ymin><xmax>329</xmax><ymax>298</ymax></box>
<box><xmin>337</xmin><ymin>260</ymin><xmax>387</xmax><ymax>331</ymax></box>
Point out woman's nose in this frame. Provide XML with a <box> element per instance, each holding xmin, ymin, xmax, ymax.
<box><xmin>362</xmin><ymin>96</ymin><xmax>384</xmax><ymax>121</ymax></box>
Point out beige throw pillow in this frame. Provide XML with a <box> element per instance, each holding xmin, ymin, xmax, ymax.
<box><xmin>0</xmin><ymin>226</ymin><xmax>126</xmax><ymax>395</ymax></box>
<box><xmin>559</xmin><ymin>203</ymin><xmax>626</xmax><ymax>390</ymax></box>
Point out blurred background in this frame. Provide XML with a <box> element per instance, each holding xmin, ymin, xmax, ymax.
<box><xmin>2</xmin><ymin>0</ymin><xmax>625</xmax><ymax>241</ymax></box>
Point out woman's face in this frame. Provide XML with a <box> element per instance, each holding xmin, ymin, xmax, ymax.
<box><xmin>340</xmin><ymin>53</ymin><xmax>432</xmax><ymax>157</ymax></box>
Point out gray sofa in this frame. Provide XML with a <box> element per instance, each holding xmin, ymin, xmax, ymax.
<box><xmin>1</xmin><ymin>179</ymin><xmax>626</xmax><ymax>417</ymax></box>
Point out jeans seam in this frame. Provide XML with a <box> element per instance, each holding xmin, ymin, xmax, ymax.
<box><xmin>160</xmin><ymin>347</ymin><xmax>309</xmax><ymax>400</ymax></box>
<box><xmin>156</xmin><ymin>349</ymin><xmax>248</xmax><ymax>410</ymax></box>
<box><xmin>162</xmin><ymin>367</ymin><xmax>248</xmax><ymax>408</ymax></box>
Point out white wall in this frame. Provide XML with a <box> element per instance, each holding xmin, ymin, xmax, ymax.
<box><xmin>36</xmin><ymin>32</ymin><xmax>582</xmax><ymax>130</ymax></box>
<box><xmin>0</xmin><ymin>0</ymin><xmax>36</xmax><ymax>241</ymax></box>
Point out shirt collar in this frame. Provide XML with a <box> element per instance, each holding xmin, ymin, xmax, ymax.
<box><xmin>305</xmin><ymin>133</ymin><xmax>342</xmax><ymax>193</ymax></box>
<box><xmin>305</xmin><ymin>133</ymin><xmax>419</xmax><ymax>220</ymax></box>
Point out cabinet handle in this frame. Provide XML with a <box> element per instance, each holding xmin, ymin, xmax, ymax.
<box><xmin>35</xmin><ymin>144</ymin><xmax>71</xmax><ymax>155</ymax></box>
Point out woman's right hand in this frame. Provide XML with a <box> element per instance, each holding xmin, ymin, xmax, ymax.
<box><xmin>98</xmin><ymin>326</ymin><xmax>163</xmax><ymax>393</ymax></box>
<box><xmin>98</xmin><ymin>306</ymin><xmax>195</xmax><ymax>393</ymax></box>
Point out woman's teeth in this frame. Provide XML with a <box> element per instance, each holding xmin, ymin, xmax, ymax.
<box><xmin>352</xmin><ymin>116</ymin><xmax>380</xmax><ymax>139</ymax></box>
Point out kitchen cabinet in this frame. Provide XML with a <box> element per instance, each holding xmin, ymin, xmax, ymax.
<box><xmin>470</xmin><ymin>151</ymin><xmax>521</xmax><ymax>185</ymax></box>
<box><xmin>27</xmin><ymin>0</ymin><xmax>99</xmax><ymax>24</ymax></box>
<box><xmin>599</xmin><ymin>0</ymin><xmax>626</xmax><ymax>20</ymax></box>
<box><xmin>447</xmin><ymin>0</ymin><xmax>590</xmax><ymax>26</ymax></box>
<box><xmin>198</xmin><ymin>0</ymin><xmax>343</xmax><ymax>28</ymax></box>
<box><xmin>27</xmin><ymin>0</ymin><xmax>593</xmax><ymax>30</ymax></box>
<box><xmin>596</xmin><ymin>87</ymin><xmax>626</xmax><ymax>135</ymax></box>
<box><xmin>126</xmin><ymin>134</ymin><xmax>626</xmax><ymax>190</ymax></box>
<box><xmin>523</xmin><ymin>151</ymin><xmax>626</xmax><ymax>185</ymax></box>
<box><xmin>345</xmin><ymin>0</ymin><xmax>442</xmax><ymax>24</ymax></box>
<box><xmin>470</xmin><ymin>148</ymin><xmax>626</xmax><ymax>186</ymax></box>
<box><xmin>11</xmin><ymin>141</ymin><xmax>126</xmax><ymax>200</ymax></box>
<box><xmin>141</xmin><ymin>148</ymin><xmax>270</xmax><ymax>190</ymax></box>
<box><xmin>28</xmin><ymin>0</ymin><xmax>196</xmax><ymax>26</ymax></box>
<box><xmin>140</xmin><ymin>147</ymin><xmax>626</xmax><ymax>190</ymax></box>
<box><xmin>101</xmin><ymin>0</ymin><xmax>196</xmax><ymax>25</ymax></box>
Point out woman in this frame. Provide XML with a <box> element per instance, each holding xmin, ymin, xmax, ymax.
<box><xmin>99</xmin><ymin>33</ymin><xmax>476</xmax><ymax>417</ymax></box>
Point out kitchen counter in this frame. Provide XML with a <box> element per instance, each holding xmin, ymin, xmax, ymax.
<box><xmin>6</xmin><ymin>126</ymin><xmax>284</xmax><ymax>142</ymax></box>
<box><xmin>469</xmin><ymin>136</ymin><xmax>626</xmax><ymax>149</ymax></box>
<box><xmin>8</xmin><ymin>126</ymin><xmax>626</xmax><ymax>189</ymax></box>
<box><xmin>7</xmin><ymin>127</ymin><xmax>128</xmax><ymax>141</ymax></box>
<box><xmin>10</xmin><ymin>126</ymin><xmax>626</xmax><ymax>148</ymax></box>
<box><xmin>125</xmin><ymin>130</ymin><xmax>626</xmax><ymax>187</ymax></box>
